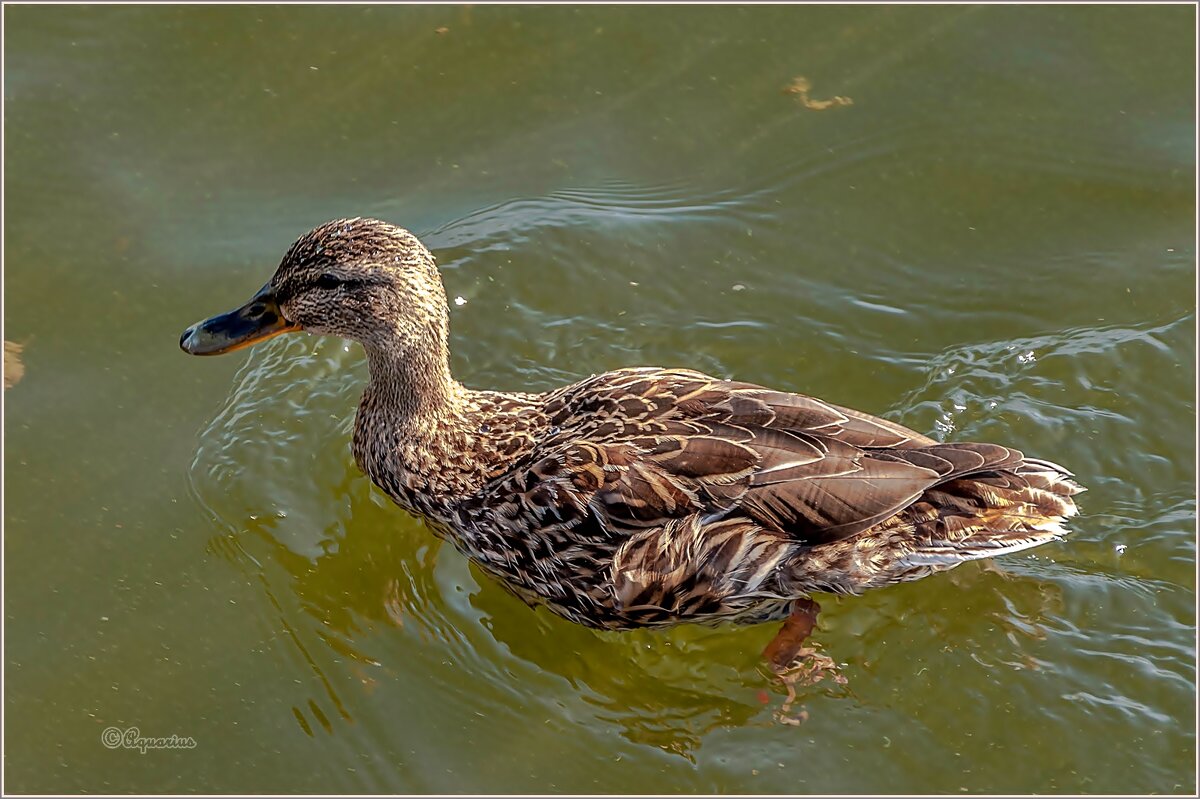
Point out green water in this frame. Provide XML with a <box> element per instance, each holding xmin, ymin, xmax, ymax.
<box><xmin>4</xmin><ymin>4</ymin><xmax>1195</xmax><ymax>793</ymax></box>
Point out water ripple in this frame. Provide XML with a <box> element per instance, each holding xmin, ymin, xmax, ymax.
<box><xmin>425</xmin><ymin>179</ymin><xmax>771</xmax><ymax>253</ymax></box>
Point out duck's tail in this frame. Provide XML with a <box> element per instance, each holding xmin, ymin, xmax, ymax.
<box><xmin>894</xmin><ymin>456</ymin><xmax>1085</xmax><ymax>569</ymax></box>
<box><xmin>783</xmin><ymin>455</ymin><xmax>1085</xmax><ymax>595</ymax></box>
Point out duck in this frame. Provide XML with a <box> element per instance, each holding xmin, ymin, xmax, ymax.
<box><xmin>181</xmin><ymin>217</ymin><xmax>1083</xmax><ymax>668</ymax></box>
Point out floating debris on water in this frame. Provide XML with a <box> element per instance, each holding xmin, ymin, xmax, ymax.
<box><xmin>4</xmin><ymin>339</ymin><xmax>25</xmax><ymax>389</ymax></box>
<box><xmin>784</xmin><ymin>76</ymin><xmax>853</xmax><ymax>110</ymax></box>
<box><xmin>1115</xmin><ymin>544</ymin><xmax>1128</xmax><ymax>555</ymax></box>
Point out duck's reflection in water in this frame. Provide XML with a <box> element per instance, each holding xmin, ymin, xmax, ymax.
<box><xmin>200</xmin><ymin>456</ymin><xmax>1061</xmax><ymax>760</ymax></box>
<box><xmin>204</xmin><ymin>478</ymin><xmax>862</xmax><ymax>757</ymax></box>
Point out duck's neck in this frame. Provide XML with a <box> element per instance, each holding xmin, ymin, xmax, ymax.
<box><xmin>352</xmin><ymin>323</ymin><xmax>484</xmax><ymax>519</ymax></box>
<box><xmin>360</xmin><ymin>328</ymin><xmax>466</xmax><ymax>431</ymax></box>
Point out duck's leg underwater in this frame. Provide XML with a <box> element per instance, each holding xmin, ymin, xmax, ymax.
<box><xmin>762</xmin><ymin>598</ymin><xmax>822</xmax><ymax>671</ymax></box>
<box><xmin>760</xmin><ymin>599</ymin><xmax>845</xmax><ymax>725</ymax></box>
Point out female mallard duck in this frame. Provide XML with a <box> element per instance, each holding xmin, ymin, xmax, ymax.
<box><xmin>181</xmin><ymin>218</ymin><xmax>1083</xmax><ymax>666</ymax></box>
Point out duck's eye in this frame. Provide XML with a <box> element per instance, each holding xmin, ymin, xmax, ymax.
<box><xmin>315</xmin><ymin>273</ymin><xmax>341</xmax><ymax>290</ymax></box>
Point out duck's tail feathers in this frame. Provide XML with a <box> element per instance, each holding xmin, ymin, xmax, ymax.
<box><xmin>899</xmin><ymin>525</ymin><xmax>1066</xmax><ymax>568</ymax></box>
<box><xmin>896</xmin><ymin>454</ymin><xmax>1085</xmax><ymax>570</ymax></box>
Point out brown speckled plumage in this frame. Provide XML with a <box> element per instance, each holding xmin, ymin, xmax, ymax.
<box><xmin>188</xmin><ymin>218</ymin><xmax>1085</xmax><ymax>631</ymax></box>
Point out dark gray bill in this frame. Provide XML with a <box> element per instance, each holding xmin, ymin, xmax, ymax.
<box><xmin>179</xmin><ymin>283</ymin><xmax>299</xmax><ymax>356</ymax></box>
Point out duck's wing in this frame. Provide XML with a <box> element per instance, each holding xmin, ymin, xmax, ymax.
<box><xmin>490</xmin><ymin>369</ymin><xmax>1024</xmax><ymax>548</ymax></box>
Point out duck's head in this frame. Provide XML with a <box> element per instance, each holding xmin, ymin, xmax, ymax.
<box><xmin>180</xmin><ymin>218</ymin><xmax>448</xmax><ymax>357</ymax></box>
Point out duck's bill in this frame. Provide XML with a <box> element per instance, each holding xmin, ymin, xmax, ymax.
<box><xmin>179</xmin><ymin>284</ymin><xmax>300</xmax><ymax>356</ymax></box>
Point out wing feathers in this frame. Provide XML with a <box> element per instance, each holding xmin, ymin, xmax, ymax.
<box><xmin>502</xmin><ymin>369</ymin><xmax>1074</xmax><ymax>549</ymax></box>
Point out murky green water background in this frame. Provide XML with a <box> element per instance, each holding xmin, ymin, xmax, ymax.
<box><xmin>4</xmin><ymin>4</ymin><xmax>1195</xmax><ymax>794</ymax></box>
